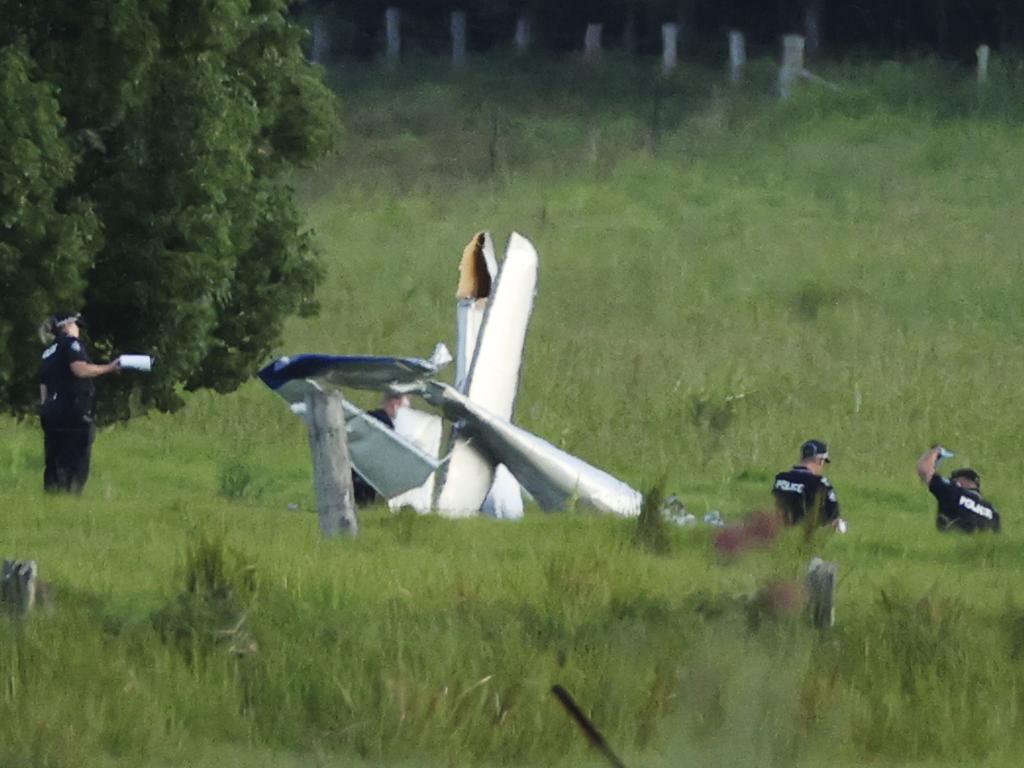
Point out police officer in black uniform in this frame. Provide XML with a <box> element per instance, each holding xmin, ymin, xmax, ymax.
<box><xmin>772</xmin><ymin>439</ymin><xmax>845</xmax><ymax>528</ymax></box>
<box><xmin>38</xmin><ymin>311</ymin><xmax>120</xmax><ymax>493</ymax></box>
<box><xmin>916</xmin><ymin>446</ymin><xmax>1001</xmax><ymax>533</ymax></box>
<box><xmin>351</xmin><ymin>391</ymin><xmax>408</xmax><ymax>505</ymax></box>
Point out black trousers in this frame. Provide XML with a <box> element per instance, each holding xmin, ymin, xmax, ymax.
<box><xmin>43</xmin><ymin>425</ymin><xmax>95</xmax><ymax>494</ymax></box>
<box><xmin>352</xmin><ymin>471</ymin><xmax>378</xmax><ymax>506</ymax></box>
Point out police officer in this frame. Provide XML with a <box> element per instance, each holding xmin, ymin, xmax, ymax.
<box><xmin>39</xmin><ymin>311</ymin><xmax>120</xmax><ymax>493</ymax></box>
<box><xmin>916</xmin><ymin>446</ymin><xmax>1001</xmax><ymax>533</ymax></box>
<box><xmin>352</xmin><ymin>391</ymin><xmax>409</xmax><ymax>505</ymax></box>
<box><xmin>772</xmin><ymin>439</ymin><xmax>844</xmax><ymax>528</ymax></box>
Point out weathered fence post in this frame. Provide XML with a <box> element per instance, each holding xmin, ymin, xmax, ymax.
<box><xmin>385</xmin><ymin>7</ymin><xmax>401</xmax><ymax>66</ymax></box>
<box><xmin>310</xmin><ymin>12</ymin><xmax>330</xmax><ymax>64</ymax></box>
<box><xmin>583</xmin><ymin>23</ymin><xmax>603</xmax><ymax>60</ymax></box>
<box><xmin>779</xmin><ymin>34</ymin><xmax>805</xmax><ymax>99</ymax></box>
<box><xmin>977</xmin><ymin>44</ymin><xmax>991</xmax><ymax>85</ymax></box>
<box><xmin>1</xmin><ymin>560</ymin><xmax>38</xmax><ymax>615</ymax></box>
<box><xmin>451</xmin><ymin>10</ymin><xmax>467</xmax><ymax>69</ymax></box>
<box><xmin>661</xmin><ymin>23</ymin><xmax>679</xmax><ymax>74</ymax></box>
<box><xmin>514</xmin><ymin>16</ymin><xmax>531</xmax><ymax>54</ymax></box>
<box><xmin>305</xmin><ymin>388</ymin><xmax>358</xmax><ymax>537</ymax></box>
<box><xmin>806</xmin><ymin>557</ymin><xmax>837</xmax><ymax>628</ymax></box>
<box><xmin>728</xmin><ymin>30</ymin><xmax>746</xmax><ymax>84</ymax></box>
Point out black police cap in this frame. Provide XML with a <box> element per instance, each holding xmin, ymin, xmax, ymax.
<box><xmin>801</xmin><ymin>439</ymin><xmax>830</xmax><ymax>463</ymax></box>
<box><xmin>950</xmin><ymin>468</ymin><xmax>981</xmax><ymax>490</ymax></box>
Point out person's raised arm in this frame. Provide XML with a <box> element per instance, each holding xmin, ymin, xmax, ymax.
<box><xmin>70</xmin><ymin>359</ymin><xmax>119</xmax><ymax>379</ymax></box>
<box><xmin>916</xmin><ymin>446</ymin><xmax>941</xmax><ymax>485</ymax></box>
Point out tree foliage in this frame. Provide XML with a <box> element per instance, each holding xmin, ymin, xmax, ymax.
<box><xmin>0</xmin><ymin>0</ymin><xmax>336</xmax><ymax>418</ymax></box>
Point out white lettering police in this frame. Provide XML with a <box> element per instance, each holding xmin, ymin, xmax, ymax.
<box><xmin>959</xmin><ymin>495</ymin><xmax>994</xmax><ymax>520</ymax></box>
<box><xmin>775</xmin><ymin>479</ymin><xmax>805</xmax><ymax>493</ymax></box>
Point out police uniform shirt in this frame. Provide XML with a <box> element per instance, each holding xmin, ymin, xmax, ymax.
<box><xmin>771</xmin><ymin>466</ymin><xmax>840</xmax><ymax>525</ymax></box>
<box><xmin>928</xmin><ymin>474</ymin><xmax>1001</xmax><ymax>533</ymax></box>
<box><xmin>367</xmin><ymin>408</ymin><xmax>395</xmax><ymax>431</ymax></box>
<box><xmin>39</xmin><ymin>335</ymin><xmax>95</xmax><ymax>426</ymax></box>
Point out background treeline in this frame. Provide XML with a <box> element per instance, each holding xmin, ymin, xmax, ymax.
<box><xmin>303</xmin><ymin>0</ymin><xmax>1024</xmax><ymax>61</ymax></box>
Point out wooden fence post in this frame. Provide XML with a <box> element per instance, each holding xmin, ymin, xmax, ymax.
<box><xmin>661</xmin><ymin>23</ymin><xmax>679</xmax><ymax>74</ymax></box>
<box><xmin>2</xmin><ymin>560</ymin><xmax>38</xmax><ymax>615</ymax></box>
<box><xmin>977</xmin><ymin>44</ymin><xmax>991</xmax><ymax>85</ymax></box>
<box><xmin>310</xmin><ymin>12</ymin><xmax>330</xmax><ymax>64</ymax></box>
<box><xmin>779</xmin><ymin>34</ymin><xmax>805</xmax><ymax>99</ymax></box>
<box><xmin>305</xmin><ymin>388</ymin><xmax>358</xmax><ymax>538</ymax></box>
<box><xmin>806</xmin><ymin>557</ymin><xmax>837</xmax><ymax>628</ymax></box>
<box><xmin>728</xmin><ymin>30</ymin><xmax>746</xmax><ymax>84</ymax></box>
<box><xmin>514</xmin><ymin>16</ymin><xmax>531</xmax><ymax>54</ymax></box>
<box><xmin>451</xmin><ymin>10</ymin><xmax>467</xmax><ymax>69</ymax></box>
<box><xmin>385</xmin><ymin>7</ymin><xmax>401</xmax><ymax>66</ymax></box>
<box><xmin>583</xmin><ymin>23</ymin><xmax>603</xmax><ymax>60</ymax></box>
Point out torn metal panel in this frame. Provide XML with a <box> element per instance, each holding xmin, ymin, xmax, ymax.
<box><xmin>425</xmin><ymin>382</ymin><xmax>641</xmax><ymax>517</ymax></box>
<box><xmin>436</xmin><ymin>232</ymin><xmax>538</xmax><ymax>518</ymax></box>
<box><xmin>260</xmin><ymin>375</ymin><xmax>441</xmax><ymax>499</ymax></box>
<box><xmin>258</xmin><ymin>343</ymin><xmax>451</xmax><ymax>395</ymax></box>
<box><xmin>341</xmin><ymin>401</ymin><xmax>441</xmax><ymax>499</ymax></box>
<box><xmin>455</xmin><ymin>231</ymin><xmax>497</xmax><ymax>392</ymax></box>
<box><xmin>388</xmin><ymin>407</ymin><xmax>444</xmax><ymax>514</ymax></box>
<box><xmin>455</xmin><ymin>231</ymin><xmax>497</xmax><ymax>302</ymax></box>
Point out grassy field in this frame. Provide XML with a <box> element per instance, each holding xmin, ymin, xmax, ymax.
<box><xmin>3</xmin><ymin>54</ymin><xmax>1024</xmax><ymax>766</ymax></box>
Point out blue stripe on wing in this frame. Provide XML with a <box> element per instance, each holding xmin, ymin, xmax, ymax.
<box><xmin>258</xmin><ymin>354</ymin><xmax>435</xmax><ymax>391</ymax></box>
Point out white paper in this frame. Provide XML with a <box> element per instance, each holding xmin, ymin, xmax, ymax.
<box><xmin>118</xmin><ymin>354</ymin><xmax>153</xmax><ymax>372</ymax></box>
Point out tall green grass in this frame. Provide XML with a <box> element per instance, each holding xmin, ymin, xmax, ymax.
<box><xmin>3</xmin><ymin>55</ymin><xmax>1024</xmax><ymax>766</ymax></box>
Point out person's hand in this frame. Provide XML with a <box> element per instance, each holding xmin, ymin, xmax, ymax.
<box><xmin>110</xmin><ymin>358</ymin><xmax>121</xmax><ymax>374</ymax></box>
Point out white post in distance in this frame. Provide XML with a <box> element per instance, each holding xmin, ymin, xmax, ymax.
<box><xmin>385</xmin><ymin>7</ymin><xmax>401</xmax><ymax>66</ymax></box>
<box><xmin>310</xmin><ymin>13</ymin><xmax>330</xmax><ymax>64</ymax></box>
<box><xmin>514</xmin><ymin>16</ymin><xmax>531</xmax><ymax>54</ymax></box>
<box><xmin>451</xmin><ymin>10</ymin><xmax>467</xmax><ymax>69</ymax></box>
<box><xmin>779</xmin><ymin>34</ymin><xmax>805</xmax><ymax>99</ymax></box>
<box><xmin>583</xmin><ymin>22</ymin><xmax>603</xmax><ymax>60</ymax></box>
<box><xmin>305</xmin><ymin>388</ymin><xmax>359</xmax><ymax>538</ymax></box>
<box><xmin>661</xmin><ymin>23</ymin><xmax>679</xmax><ymax>74</ymax></box>
<box><xmin>729</xmin><ymin>30</ymin><xmax>746</xmax><ymax>84</ymax></box>
<box><xmin>977</xmin><ymin>44</ymin><xmax>990</xmax><ymax>86</ymax></box>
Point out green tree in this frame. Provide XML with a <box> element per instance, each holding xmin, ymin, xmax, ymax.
<box><xmin>0</xmin><ymin>0</ymin><xmax>336</xmax><ymax>418</ymax></box>
<box><xmin>0</xmin><ymin>43</ymin><xmax>99</xmax><ymax>411</ymax></box>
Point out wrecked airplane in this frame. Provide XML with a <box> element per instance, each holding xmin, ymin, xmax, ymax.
<box><xmin>258</xmin><ymin>231</ymin><xmax>642</xmax><ymax>519</ymax></box>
